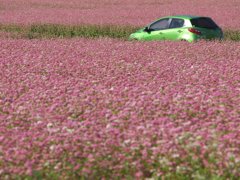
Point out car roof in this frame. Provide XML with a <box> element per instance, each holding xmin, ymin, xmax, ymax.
<box><xmin>164</xmin><ymin>15</ymin><xmax>203</xmax><ymax>20</ymax></box>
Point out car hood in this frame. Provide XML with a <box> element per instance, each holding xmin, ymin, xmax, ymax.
<box><xmin>129</xmin><ymin>28</ymin><xmax>145</xmax><ymax>40</ymax></box>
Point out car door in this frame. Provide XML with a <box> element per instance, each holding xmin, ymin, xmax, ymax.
<box><xmin>164</xmin><ymin>18</ymin><xmax>185</xmax><ymax>41</ymax></box>
<box><xmin>142</xmin><ymin>18</ymin><xmax>170</xmax><ymax>41</ymax></box>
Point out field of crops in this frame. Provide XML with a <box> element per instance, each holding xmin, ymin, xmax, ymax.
<box><xmin>0</xmin><ymin>0</ymin><xmax>240</xmax><ymax>179</ymax></box>
<box><xmin>0</xmin><ymin>0</ymin><xmax>240</xmax><ymax>29</ymax></box>
<box><xmin>0</xmin><ymin>39</ymin><xmax>240</xmax><ymax>179</ymax></box>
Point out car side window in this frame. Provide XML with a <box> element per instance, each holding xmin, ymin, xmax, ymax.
<box><xmin>149</xmin><ymin>18</ymin><xmax>170</xmax><ymax>31</ymax></box>
<box><xmin>169</xmin><ymin>18</ymin><xmax>184</xmax><ymax>28</ymax></box>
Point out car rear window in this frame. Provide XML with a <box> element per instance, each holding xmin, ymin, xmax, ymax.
<box><xmin>190</xmin><ymin>17</ymin><xmax>219</xmax><ymax>29</ymax></box>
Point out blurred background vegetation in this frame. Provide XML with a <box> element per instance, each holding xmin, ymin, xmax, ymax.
<box><xmin>0</xmin><ymin>24</ymin><xmax>239</xmax><ymax>41</ymax></box>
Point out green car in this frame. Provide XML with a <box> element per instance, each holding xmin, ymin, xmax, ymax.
<box><xmin>129</xmin><ymin>15</ymin><xmax>223</xmax><ymax>42</ymax></box>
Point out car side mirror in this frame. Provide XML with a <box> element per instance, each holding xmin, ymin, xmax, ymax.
<box><xmin>144</xmin><ymin>27</ymin><xmax>151</xmax><ymax>33</ymax></box>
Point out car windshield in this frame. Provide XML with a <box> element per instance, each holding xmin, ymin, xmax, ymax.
<box><xmin>190</xmin><ymin>17</ymin><xmax>219</xmax><ymax>29</ymax></box>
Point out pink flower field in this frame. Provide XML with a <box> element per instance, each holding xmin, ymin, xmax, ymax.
<box><xmin>0</xmin><ymin>38</ymin><xmax>240</xmax><ymax>178</ymax></box>
<box><xmin>0</xmin><ymin>0</ymin><xmax>240</xmax><ymax>29</ymax></box>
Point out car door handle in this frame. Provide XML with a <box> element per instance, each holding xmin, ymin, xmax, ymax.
<box><xmin>177</xmin><ymin>30</ymin><xmax>183</xmax><ymax>33</ymax></box>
